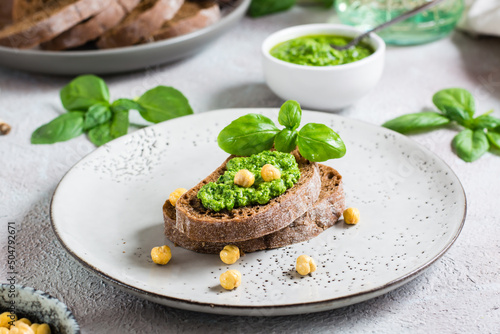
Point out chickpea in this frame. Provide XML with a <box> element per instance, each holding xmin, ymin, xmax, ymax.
<box><xmin>0</xmin><ymin>312</ymin><xmax>17</xmax><ymax>328</ymax></box>
<box><xmin>220</xmin><ymin>245</ymin><xmax>240</xmax><ymax>265</ymax></box>
<box><xmin>30</xmin><ymin>324</ymin><xmax>40</xmax><ymax>332</ymax></box>
<box><xmin>0</xmin><ymin>328</ymin><xmax>9</xmax><ymax>334</ymax></box>
<box><xmin>151</xmin><ymin>245</ymin><xmax>172</xmax><ymax>265</ymax></box>
<box><xmin>169</xmin><ymin>188</ymin><xmax>188</xmax><ymax>206</ymax></box>
<box><xmin>10</xmin><ymin>322</ymin><xmax>35</xmax><ymax>334</ymax></box>
<box><xmin>17</xmin><ymin>319</ymin><xmax>31</xmax><ymax>326</ymax></box>
<box><xmin>36</xmin><ymin>324</ymin><xmax>51</xmax><ymax>334</ymax></box>
<box><xmin>234</xmin><ymin>169</ymin><xmax>255</xmax><ymax>188</ymax></box>
<box><xmin>343</xmin><ymin>207</ymin><xmax>360</xmax><ymax>225</ymax></box>
<box><xmin>261</xmin><ymin>164</ymin><xmax>281</xmax><ymax>182</ymax></box>
<box><xmin>220</xmin><ymin>270</ymin><xmax>242</xmax><ymax>290</ymax></box>
<box><xmin>296</xmin><ymin>255</ymin><xmax>317</xmax><ymax>275</ymax></box>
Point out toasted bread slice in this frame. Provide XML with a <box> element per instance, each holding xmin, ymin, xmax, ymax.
<box><xmin>96</xmin><ymin>0</ymin><xmax>184</xmax><ymax>49</ymax></box>
<box><xmin>175</xmin><ymin>150</ymin><xmax>322</xmax><ymax>243</ymax></box>
<box><xmin>163</xmin><ymin>165</ymin><xmax>345</xmax><ymax>254</ymax></box>
<box><xmin>0</xmin><ymin>0</ymin><xmax>112</xmax><ymax>49</ymax></box>
<box><xmin>148</xmin><ymin>1</ymin><xmax>220</xmax><ymax>42</ymax></box>
<box><xmin>41</xmin><ymin>0</ymin><xmax>141</xmax><ymax>50</ymax></box>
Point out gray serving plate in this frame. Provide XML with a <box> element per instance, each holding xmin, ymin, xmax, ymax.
<box><xmin>0</xmin><ymin>0</ymin><xmax>250</xmax><ymax>75</ymax></box>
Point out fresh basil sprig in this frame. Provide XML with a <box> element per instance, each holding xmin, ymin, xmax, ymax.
<box><xmin>31</xmin><ymin>75</ymin><xmax>193</xmax><ymax>146</ymax></box>
<box><xmin>217</xmin><ymin>100</ymin><xmax>346</xmax><ymax>162</ymax></box>
<box><xmin>383</xmin><ymin>88</ymin><xmax>500</xmax><ymax>162</ymax></box>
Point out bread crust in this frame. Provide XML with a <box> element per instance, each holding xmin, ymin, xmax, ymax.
<box><xmin>0</xmin><ymin>0</ymin><xmax>112</xmax><ymax>48</ymax></box>
<box><xmin>41</xmin><ymin>0</ymin><xmax>140</xmax><ymax>50</ymax></box>
<box><xmin>164</xmin><ymin>165</ymin><xmax>345</xmax><ymax>254</ymax></box>
<box><xmin>175</xmin><ymin>150</ymin><xmax>322</xmax><ymax>243</ymax></box>
<box><xmin>149</xmin><ymin>1</ymin><xmax>220</xmax><ymax>41</ymax></box>
<box><xmin>96</xmin><ymin>0</ymin><xmax>184</xmax><ymax>49</ymax></box>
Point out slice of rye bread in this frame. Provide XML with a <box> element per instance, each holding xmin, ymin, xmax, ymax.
<box><xmin>147</xmin><ymin>1</ymin><xmax>220</xmax><ymax>42</ymax></box>
<box><xmin>0</xmin><ymin>0</ymin><xmax>13</xmax><ymax>27</ymax></box>
<box><xmin>163</xmin><ymin>165</ymin><xmax>345</xmax><ymax>254</ymax></box>
<box><xmin>41</xmin><ymin>0</ymin><xmax>141</xmax><ymax>50</ymax></box>
<box><xmin>0</xmin><ymin>0</ymin><xmax>112</xmax><ymax>48</ymax></box>
<box><xmin>12</xmin><ymin>0</ymin><xmax>51</xmax><ymax>22</ymax></box>
<box><xmin>175</xmin><ymin>149</ymin><xmax>322</xmax><ymax>243</ymax></box>
<box><xmin>96</xmin><ymin>0</ymin><xmax>184</xmax><ymax>49</ymax></box>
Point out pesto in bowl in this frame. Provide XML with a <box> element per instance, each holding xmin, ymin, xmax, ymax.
<box><xmin>270</xmin><ymin>35</ymin><xmax>373</xmax><ymax>67</ymax></box>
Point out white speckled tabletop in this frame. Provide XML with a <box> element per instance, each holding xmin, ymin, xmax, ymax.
<box><xmin>1</xmin><ymin>6</ymin><xmax>499</xmax><ymax>334</ymax></box>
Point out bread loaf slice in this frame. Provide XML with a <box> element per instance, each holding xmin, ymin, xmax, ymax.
<box><xmin>164</xmin><ymin>165</ymin><xmax>345</xmax><ymax>254</ymax></box>
<box><xmin>41</xmin><ymin>0</ymin><xmax>141</xmax><ymax>50</ymax></box>
<box><xmin>12</xmin><ymin>0</ymin><xmax>51</xmax><ymax>22</ymax></box>
<box><xmin>147</xmin><ymin>1</ymin><xmax>220</xmax><ymax>42</ymax></box>
<box><xmin>0</xmin><ymin>0</ymin><xmax>112</xmax><ymax>48</ymax></box>
<box><xmin>175</xmin><ymin>150</ymin><xmax>322</xmax><ymax>243</ymax></box>
<box><xmin>96</xmin><ymin>0</ymin><xmax>184</xmax><ymax>49</ymax></box>
<box><xmin>0</xmin><ymin>0</ymin><xmax>13</xmax><ymax>28</ymax></box>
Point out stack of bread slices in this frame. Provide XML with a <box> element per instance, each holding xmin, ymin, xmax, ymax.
<box><xmin>164</xmin><ymin>150</ymin><xmax>346</xmax><ymax>254</ymax></box>
<box><xmin>0</xmin><ymin>0</ymin><xmax>223</xmax><ymax>50</ymax></box>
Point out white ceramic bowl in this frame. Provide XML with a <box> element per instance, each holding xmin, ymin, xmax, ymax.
<box><xmin>0</xmin><ymin>284</ymin><xmax>80</xmax><ymax>334</ymax></box>
<box><xmin>262</xmin><ymin>24</ymin><xmax>386</xmax><ymax>111</ymax></box>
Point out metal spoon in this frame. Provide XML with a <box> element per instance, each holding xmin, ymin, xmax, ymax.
<box><xmin>331</xmin><ymin>0</ymin><xmax>445</xmax><ymax>51</ymax></box>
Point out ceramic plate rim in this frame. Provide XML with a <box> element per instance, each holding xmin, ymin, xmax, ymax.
<box><xmin>49</xmin><ymin>108</ymin><xmax>467</xmax><ymax>315</ymax></box>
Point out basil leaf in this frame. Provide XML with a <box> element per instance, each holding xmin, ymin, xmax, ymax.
<box><xmin>217</xmin><ymin>113</ymin><xmax>279</xmax><ymax>156</ymax></box>
<box><xmin>297</xmin><ymin>0</ymin><xmax>334</xmax><ymax>7</ymax></box>
<box><xmin>432</xmin><ymin>88</ymin><xmax>475</xmax><ymax>123</ymax></box>
<box><xmin>452</xmin><ymin>129</ymin><xmax>489</xmax><ymax>162</ymax></box>
<box><xmin>278</xmin><ymin>100</ymin><xmax>302</xmax><ymax>130</ymax></box>
<box><xmin>274</xmin><ymin>128</ymin><xmax>298</xmax><ymax>153</ymax></box>
<box><xmin>87</xmin><ymin>111</ymin><xmax>129</xmax><ymax>146</ymax></box>
<box><xmin>88</xmin><ymin>122</ymin><xmax>112</xmax><ymax>147</ymax></box>
<box><xmin>60</xmin><ymin>75</ymin><xmax>110</xmax><ymax>111</ymax></box>
<box><xmin>249</xmin><ymin>0</ymin><xmax>296</xmax><ymax>17</ymax></box>
<box><xmin>297</xmin><ymin>123</ymin><xmax>346</xmax><ymax>162</ymax></box>
<box><xmin>322</xmin><ymin>0</ymin><xmax>334</xmax><ymax>7</ymax></box>
<box><xmin>471</xmin><ymin>115</ymin><xmax>500</xmax><ymax>130</ymax></box>
<box><xmin>84</xmin><ymin>104</ymin><xmax>112</xmax><ymax>130</ymax></box>
<box><xmin>31</xmin><ymin>112</ymin><xmax>85</xmax><ymax>144</ymax></box>
<box><xmin>111</xmin><ymin>98</ymin><xmax>145</xmax><ymax>113</ymax></box>
<box><xmin>110</xmin><ymin>110</ymin><xmax>129</xmax><ymax>138</ymax></box>
<box><xmin>382</xmin><ymin>112</ymin><xmax>450</xmax><ymax>134</ymax></box>
<box><xmin>486</xmin><ymin>130</ymin><xmax>500</xmax><ymax>150</ymax></box>
<box><xmin>137</xmin><ymin>86</ymin><xmax>193</xmax><ymax>123</ymax></box>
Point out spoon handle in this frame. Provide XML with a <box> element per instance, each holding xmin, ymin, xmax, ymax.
<box><xmin>338</xmin><ymin>0</ymin><xmax>446</xmax><ymax>50</ymax></box>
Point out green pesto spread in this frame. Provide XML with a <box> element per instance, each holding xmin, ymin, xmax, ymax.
<box><xmin>270</xmin><ymin>34</ymin><xmax>374</xmax><ymax>66</ymax></box>
<box><xmin>197</xmin><ymin>151</ymin><xmax>301</xmax><ymax>212</ymax></box>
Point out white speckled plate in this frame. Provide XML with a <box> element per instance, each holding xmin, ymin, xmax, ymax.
<box><xmin>50</xmin><ymin>109</ymin><xmax>466</xmax><ymax>316</ymax></box>
<box><xmin>0</xmin><ymin>0</ymin><xmax>250</xmax><ymax>75</ymax></box>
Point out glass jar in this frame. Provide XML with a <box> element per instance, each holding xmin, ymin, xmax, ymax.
<box><xmin>335</xmin><ymin>0</ymin><xmax>464</xmax><ymax>45</ymax></box>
